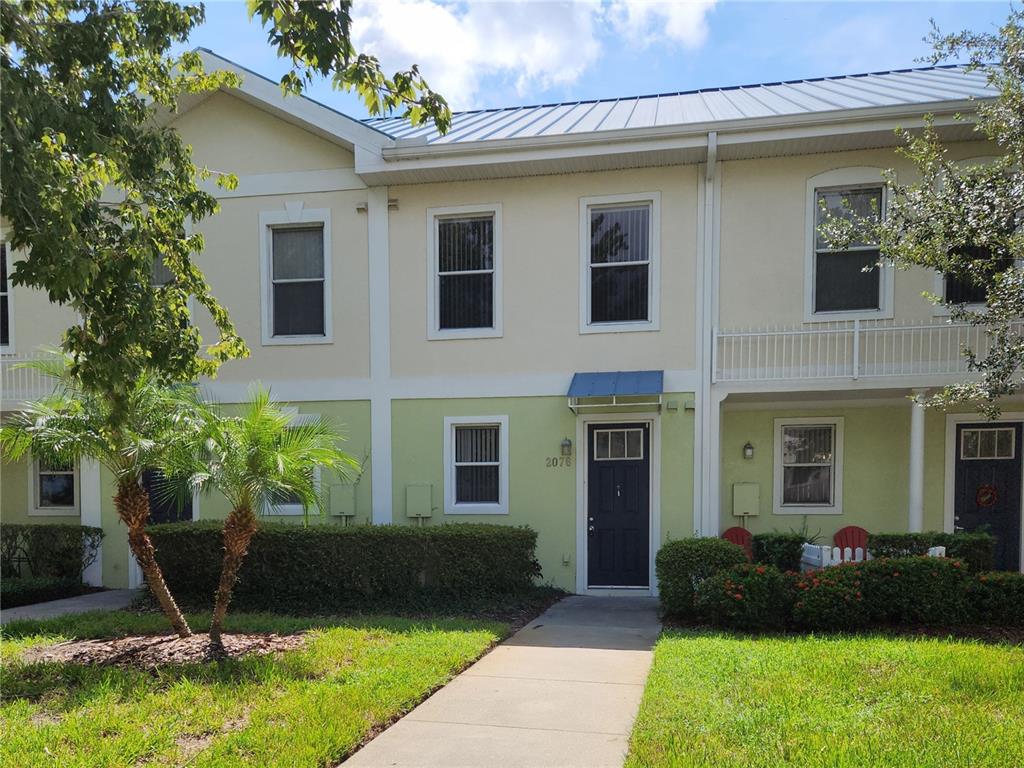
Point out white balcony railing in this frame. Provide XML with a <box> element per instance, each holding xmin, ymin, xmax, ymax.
<box><xmin>714</xmin><ymin>318</ymin><xmax>1011</xmax><ymax>384</ymax></box>
<box><xmin>1</xmin><ymin>352</ymin><xmax>55</xmax><ymax>405</ymax></box>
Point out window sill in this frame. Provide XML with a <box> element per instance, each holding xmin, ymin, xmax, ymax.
<box><xmin>773</xmin><ymin>505</ymin><xmax>842</xmax><ymax>516</ymax></box>
<box><xmin>580</xmin><ymin>320</ymin><xmax>659</xmax><ymax>335</ymax></box>
<box><xmin>803</xmin><ymin>308</ymin><xmax>891</xmax><ymax>324</ymax></box>
<box><xmin>29</xmin><ymin>507</ymin><xmax>80</xmax><ymax>517</ymax></box>
<box><xmin>445</xmin><ymin>504</ymin><xmax>508</xmax><ymax>516</ymax></box>
<box><xmin>428</xmin><ymin>327</ymin><xmax>503</xmax><ymax>341</ymax></box>
<box><xmin>261</xmin><ymin>335</ymin><xmax>334</xmax><ymax>347</ymax></box>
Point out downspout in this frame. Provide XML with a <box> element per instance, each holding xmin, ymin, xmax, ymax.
<box><xmin>695</xmin><ymin>132</ymin><xmax>719</xmax><ymax>536</ymax></box>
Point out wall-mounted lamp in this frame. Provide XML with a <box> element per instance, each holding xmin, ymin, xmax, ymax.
<box><xmin>561</xmin><ymin>437</ymin><xmax>573</xmax><ymax>457</ymax></box>
<box><xmin>743</xmin><ymin>442</ymin><xmax>755</xmax><ymax>460</ymax></box>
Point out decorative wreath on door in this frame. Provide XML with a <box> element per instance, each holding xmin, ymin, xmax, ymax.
<box><xmin>975</xmin><ymin>484</ymin><xmax>999</xmax><ymax>508</ymax></box>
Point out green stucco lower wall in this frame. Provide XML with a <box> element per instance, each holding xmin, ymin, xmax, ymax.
<box><xmin>391</xmin><ymin>394</ymin><xmax>694</xmax><ymax>592</ymax></box>
<box><xmin>720</xmin><ymin>403</ymin><xmax>950</xmax><ymax>540</ymax></box>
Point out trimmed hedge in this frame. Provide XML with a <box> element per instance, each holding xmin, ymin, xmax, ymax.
<box><xmin>968</xmin><ymin>571</ymin><xmax>1024</xmax><ymax>626</ymax></box>
<box><xmin>148</xmin><ymin>521</ymin><xmax>542</xmax><ymax>612</ymax></box>
<box><xmin>0</xmin><ymin>524</ymin><xmax>103</xmax><ymax>579</ymax></box>
<box><xmin>867</xmin><ymin>532</ymin><xmax>995</xmax><ymax>573</ymax></box>
<box><xmin>655</xmin><ymin>538</ymin><xmax>748</xmax><ymax>618</ymax></box>
<box><xmin>791</xmin><ymin>565</ymin><xmax>869</xmax><ymax>630</ymax></box>
<box><xmin>752</xmin><ymin>533</ymin><xmax>805</xmax><ymax>572</ymax></box>
<box><xmin>0</xmin><ymin>576</ymin><xmax>87</xmax><ymax>608</ymax></box>
<box><xmin>696</xmin><ymin>564</ymin><xmax>791</xmax><ymax>630</ymax></box>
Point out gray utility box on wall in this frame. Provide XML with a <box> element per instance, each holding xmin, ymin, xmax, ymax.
<box><xmin>406</xmin><ymin>484</ymin><xmax>433</xmax><ymax>518</ymax></box>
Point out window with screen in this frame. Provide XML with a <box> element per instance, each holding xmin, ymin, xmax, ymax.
<box><xmin>944</xmin><ymin>245</ymin><xmax>1014</xmax><ymax>305</ymax></box>
<box><xmin>36</xmin><ymin>458</ymin><xmax>76</xmax><ymax>509</ymax></box>
<box><xmin>774</xmin><ymin>418</ymin><xmax>843</xmax><ymax>514</ymax></box>
<box><xmin>437</xmin><ymin>215</ymin><xmax>494</xmax><ymax>331</ymax></box>
<box><xmin>588</xmin><ymin>203</ymin><xmax>651</xmax><ymax>324</ymax></box>
<box><xmin>270</xmin><ymin>226</ymin><xmax>326</xmax><ymax>337</ymax></box>
<box><xmin>444</xmin><ymin>416</ymin><xmax>509</xmax><ymax>514</ymax></box>
<box><xmin>813</xmin><ymin>186</ymin><xmax>882</xmax><ymax>313</ymax></box>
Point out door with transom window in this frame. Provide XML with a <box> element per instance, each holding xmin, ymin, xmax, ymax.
<box><xmin>954</xmin><ymin>423</ymin><xmax>1022</xmax><ymax>571</ymax></box>
<box><xmin>586</xmin><ymin>423</ymin><xmax>650</xmax><ymax>587</ymax></box>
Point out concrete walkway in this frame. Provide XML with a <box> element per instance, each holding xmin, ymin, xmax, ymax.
<box><xmin>1</xmin><ymin>589</ymin><xmax>138</xmax><ymax>624</ymax></box>
<box><xmin>343</xmin><ymin>595</ymin><xmax>661</xmax><ymax>768</ymax></box>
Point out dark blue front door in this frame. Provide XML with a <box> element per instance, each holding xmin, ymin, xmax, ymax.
<box><xmin>954</xmin><ymin>423</ymin><xmax>1022</xmax><ymax>571</ymax></box>
<box><xmin>587</xmin><ymin>423</ymin><xmax>650</xmax><ymax>587</ymax></box>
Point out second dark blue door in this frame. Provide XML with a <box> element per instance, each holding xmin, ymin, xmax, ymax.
<box><xmin>587</xmin><ymin>423</ymin><xmax>650</xmax><ymax>587</ymax></box>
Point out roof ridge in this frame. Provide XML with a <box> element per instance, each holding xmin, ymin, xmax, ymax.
<box><xmin>363</xmin><ymin>62</ymin><xmax>976</xmax><ymax>124</ymax></box>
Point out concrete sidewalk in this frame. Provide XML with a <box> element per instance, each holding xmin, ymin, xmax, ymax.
<box><xmin>343</xmin><ymin>595</ymin><xmax>661</xmax><ymax>768</ymax></box>
<box><xmin>1</xmin><ymin>589</ymin><xmax>138</xmax><ymax>624</ymax></box>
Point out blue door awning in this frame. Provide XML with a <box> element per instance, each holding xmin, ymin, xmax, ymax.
<box><xmin>567</xmin><ymin>371</ymin><xmax>664</xmax><ymax>412</ymax></box>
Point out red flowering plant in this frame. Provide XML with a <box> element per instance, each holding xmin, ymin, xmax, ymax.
<box><xmin>695</xmin><ymin>563</ymin><xmax>792</xmax><ymax>630</ymax></box>
<box><xmin>858</xmin><ymin>557</ymin><xmax>971</xmax><ymax>625</ymax></box>
<box><xmin>790</xmin><ymin>562</ymin><xmax>870</xmax><ymax>631</ymax></box>
<box><xmin>968</xmin><ymin>571</ymin><xmax>1024</xmax><ymax>626</ymax></box>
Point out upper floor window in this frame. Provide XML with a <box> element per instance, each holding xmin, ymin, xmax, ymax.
<box><xmin>151</xmin><ymin>252</ymin><xmax>174</xmax><ymax>287</ymax></box>
<box><xmin>942</xmin><ymin>245</ymin><xmax>1014</xmax><ymax>306</ymax></box>
<box><xmin>443</xmin><ymin>415</ymin><xmax>509</xmax><ymax>515</ymax></box>
<box><xmin>806</xmin><ymin>169</ymin><xmax>891</xmax><ymax>322</ymax></box>
<box><xmin>1</xmin><ymin>243</ymin><xmax>11</xmax><ymax>350</ymax></box>
<box><xmin>580</xmin><ymin>193</ymin><xmax>661</xmax><ymax>333</ymax></box>
<box><xmin>428</xmin><ymin>205</ymin><xmax>502</xmax><ymax>339</ymax></box>
<box><xmin>259</xmin><ymin>206</ymin><xmax>332</xmax><ymax>345</ymax></box>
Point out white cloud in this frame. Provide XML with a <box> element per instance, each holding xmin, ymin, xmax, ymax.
<box><xmin>351</xmin><ymin>0</ymin><xmax>717</xmax><ymax>109</ymax></box>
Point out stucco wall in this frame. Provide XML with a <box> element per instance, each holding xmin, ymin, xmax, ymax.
<box><xmin>718</xmin><ymin>140</ymin><xmax>995</xmax><ymax>329</ymax></box>
<box><xmin>388</xmin><ymin>166</ymin><xmax>700</xmax><ymax>379</ymax></box>
<box><xmin>390</xmin><ymin>394</ymin><xmax>694</xmax><ymax>592</ymax></box>
<box><xmin>719</xmin><ymin>403</ymin><xmax>950</xmax><ymax>540</ymax></box>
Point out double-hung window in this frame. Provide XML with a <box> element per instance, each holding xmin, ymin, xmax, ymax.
<box><xmin>259</xmin><ymin>207</ymin><xmax>332</xmax><ymax>345</ymax></box>
<box><xmin>580</xmin><ymin>193</ymin><xmax>660</xmax><ymax>333</ymax></box>
<box><xmin>428</xmin><ymin>205</ymin><xmax>502</xmax><ymax>339</ymax></box>
<box><xmin>773</xmin><ymin>417</ymin><xmax>843</xmax><ymax>515</ymax></box>
<box><xmin>31</xmin><ymin>458</ymin><xmax>78</xmax><ymax>515</ymax></box>
<box><xmin>812</xmin><ymin>185</ymin><xmax>883</xmax><ymax>314</ymax></box>
<box><xmin>1</xmin><ymin>242</ymin><xmax>11</xmax><ymax>350</ymax></box>
<box><xmin>942</xmin><ymin>245</ymin><xmax>1014</xmax><ymax>306</ymax></box>
<box><xmin>270</xmin><ymin>411</ymin><xmax>322</xmax><ymax>516</ymax></box>
<box><xmin>443</xmin><ymin>415</ymin><xmax>509</xmax><ymax>515</ymax></box>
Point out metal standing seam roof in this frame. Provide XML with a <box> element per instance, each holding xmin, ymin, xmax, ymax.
<box><xmin>365</xmin><ymin>64</ymin><xmax>995</xmax><ymax>145</ymax></box>
<box><xmin>568</xmin><ymin>370</ymin><xmax>665</xmax><ymax>398</ymax></box>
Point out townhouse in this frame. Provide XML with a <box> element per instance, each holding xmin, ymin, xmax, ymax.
<box><xmin>2</xmin><ymin>50</ymin><xmax>1016</xmax><ymax>594</ymax></box>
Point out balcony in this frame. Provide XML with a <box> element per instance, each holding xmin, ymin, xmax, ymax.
<box><xmin>713</xmin><ymin>318</ymin><xmax>1006</xmax><ymax>385</ymax></box>
<box><xmin>1</xmin><ymin>352</ymin><xmax>54</xmax><ymax>408</ymax></box>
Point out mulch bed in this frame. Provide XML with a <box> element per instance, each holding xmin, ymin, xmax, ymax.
<box><xmin>20</xmin><ymin>632</ymin><xmax>307</xmax><ymax>668</ymax></box>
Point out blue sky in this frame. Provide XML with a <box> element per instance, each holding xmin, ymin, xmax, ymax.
<box><xmin>186</xmin><ymin>1</ymin><xmax>1007</xmax><ymax>117</ymax></box>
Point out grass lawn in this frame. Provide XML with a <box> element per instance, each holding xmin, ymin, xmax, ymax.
<box><xmin>1</xmin><ymin>610</ymin><xmax>505</xmax><ymax>767</ymax></box>
<box><xmin>627</xmin><ymin>630</ymin><xmax>1024</xmax><ymax>768</ymax></box>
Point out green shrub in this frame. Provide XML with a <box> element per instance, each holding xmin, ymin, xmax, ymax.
<box><xmin>0</xmin><ymin>524</ymin><xmax>103</xmax><ymax>579</ymax></box>
<box><xmin>148</xmin><ymin>522</ymin><xmax>542</xmax><ymax>612</ymax></box>
<box><xmin>695</xmin><ymin>564</ymin><xmax>791</xmax><ymax>630</ymax></box>
<box><xmin>791</xmin><ymin>565</ymin><xmax>870</xmax><ymax>631</ymax></box>
<box><xmin>968</xmin><ymin>571</ymin><xmax>1024</xmax><ymax>626</ymax></box>
<box><xmin>867</xmin><ymin>532</ymin><xmax>994</xmax><ymax>573</ymax></box>
<box><xmin>752</xmin><ymin>533</ymin><xmax>805</xmax><ymax>572</ymax></box>
<box><xmin>859</xmin><ymin>557</ymin><xmax>972</xmax><ymax>624</ymax></box>
<box><xmin>0</xmin><ymin>576</ymin><xmax>86</xmax><ymax>608</ymax></box>
<box><xmin>655</xmin><ymin>538</ymin><xmax>748</xmax><ymax>618</ymax></box>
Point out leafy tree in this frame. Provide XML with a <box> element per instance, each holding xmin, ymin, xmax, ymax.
<box><xmin>161</xmin><ymin>388</ymin><xmax>359</xmax><ymax>647</ymax></box>
<box><xmin>0</xmin><ymin>357</ymin><xmax>201</xmax><ymax>637</ymax></box>
<box><xmin>821</xmin><ymin>10</ymin><xmax>1023</xmax><ymax>417</ymax></box>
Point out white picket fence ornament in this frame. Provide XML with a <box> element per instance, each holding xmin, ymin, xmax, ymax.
<box><xmin>800</xmin><ymin>543</ymin><xmax>946</xmax><ymax>571</ymax></box>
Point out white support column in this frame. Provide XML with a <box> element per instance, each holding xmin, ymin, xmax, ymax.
<box><xmin>367</xmin><ymin>186</ymin><xmax>393</xmax><ymax>524</ymax></box>
<box><xmin>908</xmin><ymin>390</ymin><xmax>926</xmax><ymax>533</ymax></box>
<box><xmin>79</xmin><ymin>459</ymin><xmax>103</xmax><ymax>586</ymax></box>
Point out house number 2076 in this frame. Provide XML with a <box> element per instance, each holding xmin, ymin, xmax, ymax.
<box><xmin>545</xmin><ymin>457</ymin><xmax>572</xmax><ymax>468</ymax></box>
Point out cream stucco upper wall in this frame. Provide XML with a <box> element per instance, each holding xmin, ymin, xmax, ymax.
<box><xmin>718</xmin><ymin>140</ymin><xmax>995</xmax><ymax>329</ymax></box>
<box><xmin>192</xmin><ymin>189</ymin><xmax>371</xmax><ymax>385</ymax></box>
<box><xmin>388</xmin><ymin>166</ymin><xmax>700</xmax><ymax>378</ymax></box>
<box><xmin>2</xmin><ymin>242</ymin><xmax>79</xmax><ymax>357</ymax></box>
<box><xmin>171</xmin><ymin>91</ymin><xmax>354</xmax><ymax>175</ymax></box>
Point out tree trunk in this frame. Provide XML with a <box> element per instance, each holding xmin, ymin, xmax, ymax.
<box><xmin>209</xmin><ymin>506</ymin><xmax>258</xmax><ymax>648</ymax></box>
<box><xmin>116</xmin><ymin>479</ymin><xmax>192</xmax><ymax>638</ymax></box>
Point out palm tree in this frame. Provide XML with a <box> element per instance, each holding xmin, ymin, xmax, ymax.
<box><xmin>163</xmin><ymin>388</ymin><xmax>358</xmax><ymax>648</ymax></box>
<box><xmin>0</xmin><ymin>356</ymin><xmax>199</xmax><ymax>637</ymax></box>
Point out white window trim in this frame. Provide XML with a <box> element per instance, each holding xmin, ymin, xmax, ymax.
<box><xmin>443</xmin><ymin>414</ymin><xmax>509</xmax><ymax>515</ymax></box>
<box><xmin>773</xmin><ymin>416</ymin><xmax>844</xmax><ymax>515</ymax></box>
<box><xmin>579</xmin><ymin>192</ymin><xmax>661</xmax><ymax>334</ymax></box>
<box><xmin>426</xmin><ymin>204</ymin><xmax>503</xmax><ymax>340</ymax></box>
<box><xmin>1</xmin><ymin>240</ymin><xmax>15</xmax><ymax>354</ymax></box>
<box><xmin>805</xmin><ymin>168</ymin><xmax>893</xmax><ymax>323</ymax></box>
<box><xmin>28</xmin><ymin>459</ymin><xmax>80</xmax><ymax>517</ymax></box>
<box><xmin>270</xmin><ymin>410</ymin><xmax>323</xmax><ymax>516</ymax></box>
<box><xmin>259</xmin><ymin>205</ymin><xmax>333</xmax><ymax>346</ymax></box>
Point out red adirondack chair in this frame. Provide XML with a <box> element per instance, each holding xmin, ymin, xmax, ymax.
<box><xmin>722</xmin><ymin>526</ymin><xmax>753</xmax><ymax>561</ymax></box>
<box><xmin>833</xmin><ymin>525</ymin><xmax>869</xmax><ymax>559</ymax></box>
